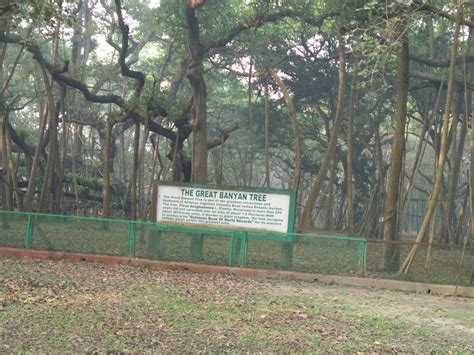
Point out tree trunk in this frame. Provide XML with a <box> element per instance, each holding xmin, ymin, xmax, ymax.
<box><xmin>298</xmin><ymin>28</ymin><xmax>346</xmax><ymax>231</ymax></box>
<box><xmin>468</xmin><ymin>12</ymin><xmax>474</xmax><ymax>243</ymax></box>
<box><xmin>346</xmin><ymin>60</ymin><xmax>358</xmax><ymax>236</ymax></box>
<box><xmin>55</xmin><ymin>86</ymin><xmax>68</xmax><ymax>214</ymax></box>
<box><xmin>400</xmin><ymin>11</ymin><xmax>462</xmax><ymax>274</ymax></box>
<box><xmin>185</xmin><ymin>1</ymin><xmax>208</xmax><ymax>184</ymax></box>
<box><xmin>138</xmin><ymin>120</ymin><xmax>150</xmax><ymax>220</ymax></box>
<box><xmin>131</xmin><ymin>122</ymin><xmax>140</xmax><ymax>220</ymax></box>
<box><xmin>445</xmin><ymin>91</ymin><xmax>466</xmax><ymax>243</ymax></box>
<box><xmin>0</xmin><ymin>107</ymin><xmax>12</xmax><ymax>210</ymax></box>
<box><xmin>270</xmin><ymin>70</ymin><xmax>301</xmax><ymax>193</ymax></box>
<box><xmin>264</xmin><ymin>82</ymin><xmax>271</xmax><ymax>187</ymax></box>
<box><xmin>24</xmin><ymin>78</ymin><xmax>49</xmax><ymax>212</ymax></box>
<box><xmin>38</xmin><ymin>65</ymin><xmax>58</xmax><ymax>213</ymax></box>
<box><xmin>102</xmin><ymin>121</ymin><xmax>112</xmax><ymax>218</ymax></box>
<box><xmin>382</xmin><ymin>34</ymin><xmax>409</xmax><ymax>272</ymax></box>
<box><xmin>325</xmin><ymin>159</ymin><xmax>336</xmax><ymax>230</ymax></box>
<box><xmin>0</xmin><ymin>2</ymin><xmax>11</xmax><ymax>210</ymax></box>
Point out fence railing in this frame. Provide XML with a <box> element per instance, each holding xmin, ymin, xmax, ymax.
<box><xmin>0</xmin><ymin>210</ymin><xmax>367</xmax><ymax>275</ymax></box>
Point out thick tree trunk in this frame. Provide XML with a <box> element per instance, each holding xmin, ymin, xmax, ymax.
<box><xmin>185</xmin><ymin>1</ymin><xmax>208</xmax><ymax>184</ymax></box>
<box><xmin>400</xmin><ymin>11</ymin><xmax>462</xmax><ymax>274</ymax></box>
<box><xmin>382</xmin><ymin>35</ymin><xmax>409</xmax><ymax>272</ymax></box>
<box><xmin>298</xmin><ymin>29</ymin><xmax>346</xmax><ymax>231</ymax></box>
<box><xmin>184</xmin><ymin>0</ymin><xmax>209</xmax><ymax>262</ymax></box>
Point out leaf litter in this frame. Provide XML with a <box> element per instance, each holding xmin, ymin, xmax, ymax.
<box><xmin>0</xmin><ymin>256</ymin><xmax>473</xmax><ymax>353</ymax></box>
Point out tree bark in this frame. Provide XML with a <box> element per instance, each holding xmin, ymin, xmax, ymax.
<box><xmin>0</xmin><ymin>107</ymin><xmax>12</xmax><ymax>210</ymax></box>
<box><xmin>468</xmin><ymin>11</ymin><xmax>474</xmax><ymax>243</ymax></box>
<box><xmin>0</xmin><ymin>0</ymin><xmax>11</xmax><ymax>210</ymax></box>
<box><xmin>131</xmin><ymin>122</ymin><xmax>140</xmax><ymax>220</ymax></box>
<box><xmin>185</xmin><ymin>0</ymin><xmax>208</xmax><ymax>184</ymax></box>
<box><xmin>325</xmin><ymin>159</ymin><xmax>336</xmax><ymax>230</ymax></box>
<box><xmin>102</xmin><ymin>121</ymin><xmax>112</xmax><ymax>218</ymax></box>
<box><xmin>382</xmin><ymin>34</ymin><xmax>409</xmax><ymax>272</ymax></box>
<box><xmin>264</xmin><ymin>82</ymin><xmax>271</xmax><ymax>187</ymax></box>
<box><xmin>346</xmin><ymin>60</ymin><xmax>359</xmax><ymax>235</ymax></box>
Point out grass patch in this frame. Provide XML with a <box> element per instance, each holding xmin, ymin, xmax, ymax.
<box><xmin>1</xmin><ymin>257</ymin><xmax>473</xmax><ymax>352</ymax></box>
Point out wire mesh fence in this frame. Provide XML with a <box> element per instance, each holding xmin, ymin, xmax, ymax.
<box><xmin>366</xmin><ymin>240</ymin><xmax>474</xmax><ymax>286</ymax></box>
<box><xmin>0</xmin><ymin>210</ymin><xmax>366</xmax><ymax>274</ymax></box>
<box><xmin>0</xmin><ymin>210</ymin><xmax>472</xmax><ymax>287</ymax></box>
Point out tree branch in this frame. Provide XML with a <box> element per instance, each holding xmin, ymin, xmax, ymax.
<box><xmin>413</xmin><ymin>1</ymin><xmax>474</xmax><ymax>28</ymax></box>
<box><xmin>410</xmin><ymin>54</ymin><xmax>474</xmax><ymax>67</ymax></box>
<box><xmin>207</xmin><ymin>123</ymin><xmax>239</xmax><ymax>150</ymax></box>
<box><xmin>114</xmin><ymin>0</ymin><xmax>145</xmax><ymax>91</ymax></box>
<box><xmin>0</xmin><ymin>33</ymin><xmax>125</xmax><ymax>106</ymax></box>
<box><xmin>204</xmin><ymin>10</ymin><xmax>337</xmax><ymax>52</ymax></box>
<box><xmin>410</xmin><ymin>69</ymin><xmax>474</xmax><ymax>91</ymax></box>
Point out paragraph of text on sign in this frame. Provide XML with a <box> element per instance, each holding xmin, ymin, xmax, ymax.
<box><xmin>157</xmin><ymin>186</ymin><xmax>291</xmax><ymax>233</ymax></box>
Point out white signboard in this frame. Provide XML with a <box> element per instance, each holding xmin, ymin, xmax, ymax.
<box><xmin>157</xmin><ymin>184</ymin><xmax>292</xmax><ymax>233</ymax></box>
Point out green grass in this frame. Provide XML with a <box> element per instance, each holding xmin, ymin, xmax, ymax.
<box><xmin>1</xmin><ymin>257</ymin><xmax>472</xmax><ymax>352</ymax></box>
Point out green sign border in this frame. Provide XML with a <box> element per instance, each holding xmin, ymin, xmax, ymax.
<box><xmin>156</xmin><ymin>181</ymin><xmax>297</xmax><ymax>236</ymax></box>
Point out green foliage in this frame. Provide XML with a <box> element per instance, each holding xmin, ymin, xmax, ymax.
<box><xmin>63</xmin><ymin>173</ymin><xmax>126</xmax><ymax>197</ymax></box>
<box><xmin>64</xmin><ymin>173</ymin><xmax>103</xmax><ymax>191</ymax></box>
<box><xmin>16</xmin><ymin>0</ymin><xmax>78</xmax><ymax>29</ymax></box>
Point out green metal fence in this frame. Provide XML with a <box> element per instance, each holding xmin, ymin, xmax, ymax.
<box><xmin>1</xmin><ymin>210</ymin><xmax>472</xmax><ymax>286</ymax></box>
<box><xmin>0</xmin><ymin>210</ymin><xmax>366</xmax><ymax>275</ymax></box>
<box><xmin>365</xmin><ymin>239</ymin><xmax>474</xmax><ymax>286</ymax></box>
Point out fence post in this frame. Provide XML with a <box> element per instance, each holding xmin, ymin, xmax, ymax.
<box><xmin>148</xmin><ymin>227</ymin><xmax>162</xmax><ymax>259</ymax></box>
<box><xmin>191</xmin><ymin>234</ymin><xmax>204</xmax><ymax>262</ymax></box>
<box><xmin>24</xmin><ymin>214</ymin><xmax>33</xmax><ymax>249</ymax></box>
<box><xmin>239</xmin><ymin>232</ymin><xmax>248</xmax><ymax>267</ymax></box>
<box><xmin>359</xmin><ymin>239</ymin><xmax>367</xmax><ymax>274</ymax></box>
<box><xmin>280</xmin><ymin>236</ymin><xmax>294</xmax><ymax>270</ymax></box>
<box><xmin>228</xmin><ymin>233</ymin><xmax>234</xmax><ymax>267</ymax></box>
<box><xmin>128</xmin><ymin>222</ymin><xmax>135</xmax><ymax>257</ymax></box>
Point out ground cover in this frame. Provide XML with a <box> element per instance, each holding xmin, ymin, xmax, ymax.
<box><xmin>1</xmin><ymin>257</ymin><xmax>473</xmax><ymax>352</ymax></box>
